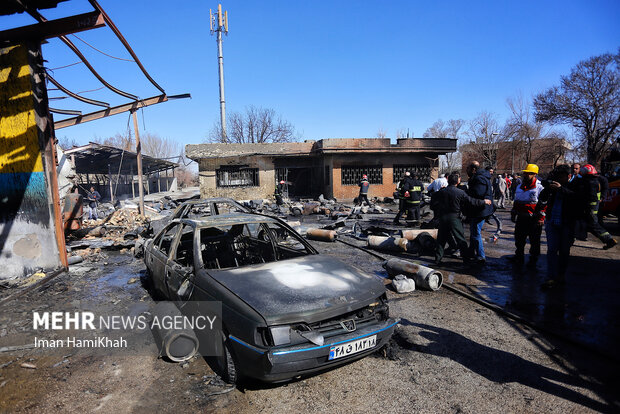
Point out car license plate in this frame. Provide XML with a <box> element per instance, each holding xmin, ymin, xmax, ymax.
<box><xmin>328</xmin><ymin>335</ymin><xmax>376</xmax><ymax>360</ymax></box>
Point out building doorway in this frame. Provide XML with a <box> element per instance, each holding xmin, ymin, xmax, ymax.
<box><xmin>275</xmin><ymin>167</ymin><xmax>313</xmax><ymax>199</ymax></box>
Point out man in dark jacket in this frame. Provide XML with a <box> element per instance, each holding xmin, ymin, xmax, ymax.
<box><xmin>465</xmin><ymin>161</ymin><xmax>494</xmax><ymax>263</ymax></box>
<box><xmin>404</xmin><ymin>173</ymin><xmax>424</xmax><ymax>226</ymax></box>
<box><xmin>86</xmin><ymin>186</ymin><xmax>101</xmax><ymax>220</ymax></box>
<box><xmin>356</xmin><ymin>174</ymin><xmax>370</xmax><ymax>206</ymax></box>
<box><xmin>394</xmin><ymin>172</ymin><xmax>413</xmax><ymax>224</ymax></box>
<box><xmin>275</xmin><ymin>180</ymin><xmax>286</xmax><ymax>205</ymax></box>
<box><xmin>539</xmin><ymin>165</ymin><xmax>581</xmax><ymax>287</ymax></box>
<box><xmin>434</xmin><ymin>173</ymin><xmax>492</xmax><ymax>264</ymax></box>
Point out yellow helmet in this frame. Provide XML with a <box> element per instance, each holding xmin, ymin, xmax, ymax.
<box><xmin>522</xmin><ymin>164</ymin><xmax>539</xmax><ymax>174</ymax></box>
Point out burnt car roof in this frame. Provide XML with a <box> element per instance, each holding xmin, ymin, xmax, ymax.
<box><xmin>180</xmin><ymin>213</ymin><xmax>278</xmax><ymax>228</ymax></box>
<box><xmin>179</xmin><ymin>197</ymin><xmax>248</xmax><ymax>207</ymax></box>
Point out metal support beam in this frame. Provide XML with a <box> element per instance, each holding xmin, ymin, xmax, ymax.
<box><xmin>132</xmin><ymin>111</ymin><xmax>145</xmax><ymax>216</ymax></box>
<box><xmin>0</xmin><ymin>11</ymin><xmax>105</xmax><ymax>43</ymax></box>
<box><xmin>54</xmin><ymin>93</ymin><xmax>190</xmax><ymax>129</ymax></box>
<box><xmin>108</xmin><ymin>163</ymin><xmax>113</xmax><ymax>204</ymax></box>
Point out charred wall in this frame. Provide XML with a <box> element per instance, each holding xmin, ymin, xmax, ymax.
<box><xmin>198</xmin><ymin>155</ymin><xmax>276</xmax><ymax>200</ymax></box>
<box><xmin>0</xmin><ymin>43</ymin><xmax>62</xmax><ymax>279</ymax></box>
<box><xmin>331</xmin><ymin>153</ymin><xmax>438</xmax><ymax>200</ymax></box>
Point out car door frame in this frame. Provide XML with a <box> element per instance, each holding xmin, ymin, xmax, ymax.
<box><xmin>148</xmin><ymin>221</ymin><xmax>183</xmax><ymax>296</ymax></box>
<box><xmin>164</xmin><ymin>222</ymin><xmax>196</xmax><ymax>299</ymax></box>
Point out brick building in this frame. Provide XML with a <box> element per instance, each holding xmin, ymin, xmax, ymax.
<box><xmin>460</xmin><ymin>138</ymin><xmax>571</xmax><ymax>176</ymax></box>
<box><xmin>186</xmin><ymin>138</ymin><xmax>457</xmax><ymax>201</ymax></box>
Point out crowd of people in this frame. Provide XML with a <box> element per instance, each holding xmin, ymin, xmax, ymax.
<box><xmin>386</xmin><ymin>160</ymin><xmax>617</xmax><ymax>288</ymax></box>
<box><xmin>275</xmin><ymin>164</ymin><xmax>616</xmax><ymax>288</ymax></box>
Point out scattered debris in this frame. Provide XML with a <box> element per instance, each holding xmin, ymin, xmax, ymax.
<box><xmin>20</xmin><ymin>362</ymin><xmax>37</xmax><ymax>369</ymax></box>
<box><xmin>306</xmin><ymin>229</ymin><xmax>337</xmax><ymax>242</ymax></box>
<box><xmin>384</xmin><ymin>258</ymin><xmax>443</xmax><ymax>291</ymax></box>
<box><xmin>392</xmin><ymin>274</ymin><xmax>416</xmax><ymax>293</ymax></box>
<box><xmin>52</xmin><ymin>358</ymin><xmax>70</xmax><ymax>368</ymax></box>
<box><xmin>67</xmin><ymin>255</ymin><xmax>84</xmax><ymax>265</ymax></box>
<box><xmin>127</xmin><ymin>277</ymin><xmax>139</xmax><ymax>284</ymax></box>
<box><xmin>20</xmin><ymin>272</ymin><xmax>47</xmax><ymax>287</ymax></box>
<box><xmin>401</xmin><ymin>228</ymin><xmax>438</xmax><ymax>240</ymax></box>
<box><xmin>368</xmin><ymin>236</ymin><xmax>410</xmax><ymax>252</ymax></box>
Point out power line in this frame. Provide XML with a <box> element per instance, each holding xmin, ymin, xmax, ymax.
<box><xmin>70</xmin><ymin>33</ymin><xmax>135</xmax><ymax>62</ymax></box>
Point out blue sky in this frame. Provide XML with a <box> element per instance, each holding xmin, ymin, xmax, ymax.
<box><xmin>2</xmin><ymin>0</ymin><xmax>619</xmax><ymax>145</ymax></box>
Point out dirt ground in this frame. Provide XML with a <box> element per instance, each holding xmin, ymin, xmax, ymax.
<box><xmin>0</xmin><ymin>206</ymin><xmax>619</xmax><ymax>413</ymax></box>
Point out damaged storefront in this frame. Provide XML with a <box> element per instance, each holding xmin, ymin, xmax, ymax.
<box><xmin>186</xmin><ymin>138</ymin><xmax>456</xmax><ymax>201</ymax></box>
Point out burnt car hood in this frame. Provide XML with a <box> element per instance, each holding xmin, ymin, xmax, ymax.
<box><xmin>208</xmin><ymin>255</ymin><xmax>386</xmax><ymax>325</ymax></box>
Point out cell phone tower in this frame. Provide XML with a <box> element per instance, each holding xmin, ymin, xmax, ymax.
<box><xmin>210</xmin><ymin>4</ymin><xmax>228</xmax><ymax>141</ymax></box>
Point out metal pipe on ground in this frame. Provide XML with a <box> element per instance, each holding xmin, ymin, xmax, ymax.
<box><xmin>367</xmin><ymin>236</ymin><xmax>409</xmax><ymax>252</ymax></box>
<box><xmin>87</xmin><ymin>226</ymin><xmax>107</xmax><ymax>237</ymax></box>
<box><xmin>401</xmin><ymin>228</ymin><xmax>438</xmax><ymax>240</ymax></box>
<box><xmin>306</xmin><ymin>228</ymin><xmax>337</xmax><ymax>242</ymax></box>
<box><xmin>150</xmin><ymin>302</ymin><xmax>199</xmax><ymax>363</ymax></box>
<box><xmin>383</xmin><ymin>258</ymin><xmax>443</xmax><ymax>291</ymax></box>
<box><xmin>67</xmin><ymin>255</ymin><xmax>84</xmax><ymax>265</ymax></box>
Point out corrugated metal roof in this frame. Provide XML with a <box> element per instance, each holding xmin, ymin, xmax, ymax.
<box><xmin>64</xmin><ymin>142</ymin><xmax>178</xmax><ymax>175</ymax></box>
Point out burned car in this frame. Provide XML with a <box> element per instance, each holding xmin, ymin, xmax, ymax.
<box><xmin>143</xmin><ymin>213</ymin><xmax>397</xmax><ymax>383</ymax></box>
<box><xmin>149</xmin><ymin>197</ymin><xmax>249</xmax><ymax>235</ymax></box>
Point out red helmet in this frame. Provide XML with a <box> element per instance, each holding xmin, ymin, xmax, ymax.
<box><xmin>362</xmin><ymin>174</ymin><xmax>368</xmax><ymax>179</ymax></box>
<box><xmin>580</xmin><ymin>164</ymin><xmax>597</xmax><ymax>176</ymax></box>
<box><xmin>279</xmin><ymin>180</ymin><xmax>285</xmax><ymax>184</ymax></box>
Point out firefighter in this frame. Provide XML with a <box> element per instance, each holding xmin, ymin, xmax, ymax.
<box><xmin>404</xmin><ymin>173</ymin><xmax>424</xmax><ymax>226</ymax></box>
<box><xmin>275</xmin><ymin>180</ymin><xmax>286</xmax><ymax>205</ymax></box>
<box><xmin>596</xmin><ymin>172</ymin><xmax>609</xmax><ymax>226</ymax></box>
<box><xmin>394</xmin><ymin>172</ymin><xmax>413</xmax><ymax>224</ymax></box>
<box><xmin>580</xmin><ymin>164</ymin><xmax>617</xmax><ymax>249</ymax></box>
<box><xmin>356</xmin><ymin>174</ymin><xmax>370</xmax><ymax>206</ymax></box>
<box><xmin>511</xmin><ymin>164</ymin><xmax>547</xmax><ymax>267</ymax></box>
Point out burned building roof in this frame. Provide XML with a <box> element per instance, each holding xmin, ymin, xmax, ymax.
<box><xmin>64</xmin><ymin>142</ymin><xmax>178</xmax><ymax>175</ymax></box>
<box><xmin>186</xmin><ymin>138</ymin><xmax>457</xmax><ymax>160</ymax></box>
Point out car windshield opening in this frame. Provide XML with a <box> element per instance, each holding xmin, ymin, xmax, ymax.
<box><xmin>198</xmin><ymin>222</ymin><xmax>309</xmax><ymax>270</ymax></box>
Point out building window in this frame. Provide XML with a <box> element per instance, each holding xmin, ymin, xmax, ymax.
<box><xmin>341</xmin><ymin>165</ymin><xmax>382</xmax><ymax>185</ymax></box>
<box><xmin>393</xmin><ymin>165</ymin><xmax>432</xmax><ymax>182</ymax></box>
<box><xmin>216</xmin><ymin>165</ymin><xmax>259</xmax><ymax>187</ymax></box>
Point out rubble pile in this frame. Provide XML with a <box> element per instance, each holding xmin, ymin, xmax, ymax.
<box><xmin>67</xmin><ymin>207</ymin><xmax>149</xmax><ymax>253</ymax></box>
<box><xmin>105</xmin><ymin>208</ymin><xmax>148</xmax><ymax>228</ymax></box>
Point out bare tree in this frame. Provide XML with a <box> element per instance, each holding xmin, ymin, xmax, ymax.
<box><xmin>94</xmin><ymin>132</ymin><xmax>133</xmax><ymax>151</ymax></box>
<box><xmin>140</xmin><ymin>132</ymin><xmax>181</xmax><ymax>159</ymax></box>
<box><xmin>446</xmin><ymin>119</ymin><xmax>465</xmax><ymax>139</ymax></box>
<box><xmin>423</xmin><ymin>120</ymin><xmax>448</xmax><ymax>138</ymax></box>
<box><xmin>534</xmin><ymin>50</ymin><xmax>620</xmax><ymax>166</ymax></box>
<box><xmin>376</xmin><ymin>128</ymin><xmax>387</xmax><ymax>138</ymax></box>
<box><xmin>424</xmin><ymin>119</ymin><xmax>465</xmax><ymax>173</ymax></box>
<box><xmin>463</xmin><ymin>111</ymin><xmax>505</xmax><ymax>168</ymax></box>
<box><xmin>57</xmin><ymin>136</ymin><xmax>79</xmax><ymax>150</ymax></box>
<box><xmin>208</xmin><ymin>105</ymin><xmax>296</xmax><ymax>143</ymax></box>
<box><xmin>504</xmin><ymin>93</ymin><xmax>557</xmax><ymax>169</ymax></box>
<box><xmin>444</xmin><ymin>119</ymin><xmax>465</xmax><ymax>173</ymax></box>
<box><xmin>395</xmin><ymin>128</ymin><xmax>410</xmax><ymax>139</ymax></box>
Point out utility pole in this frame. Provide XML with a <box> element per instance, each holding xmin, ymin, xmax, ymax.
<box><xmin>210</xmin><ymin>4</ymin><xmax>228</xmax><ymax>141</ymax></box>
<box><xmin>132</xmin><ymin>110</ymin><xmax>145</xmax><ymax>216</ymax></box>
